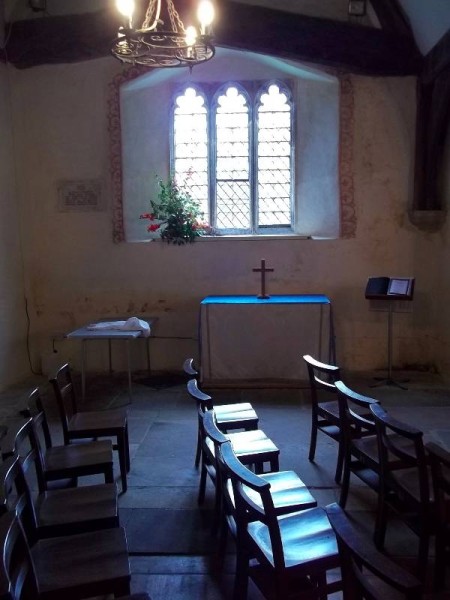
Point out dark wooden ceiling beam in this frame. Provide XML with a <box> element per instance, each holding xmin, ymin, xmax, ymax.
<box><xmin>422</xmin><ymin>28</ymin><xmax>450</xmax><ymax>84</ymax></box>
<box><xmin>369</xmin><ymin>0</ymin><xmax>414</xmax><ymax>39</ymax></box>
<box><xmin>214</xmin><ymin>1</ymin><xmax>421</xmax><ymax>76</ymax></box>
<box><xmin>1</xmin><ymin>2</ymin><xmax>421</xmax><ymax>74</ymax></box>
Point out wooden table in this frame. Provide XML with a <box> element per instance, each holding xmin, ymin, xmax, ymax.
<box><xmin>66</xmin><ymin>318</ymin><xmax>157</xmax><ymax>400</ymax></box>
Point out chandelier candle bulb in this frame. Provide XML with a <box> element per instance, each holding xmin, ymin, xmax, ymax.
<box><xmin>116</xmin><ymin>0</ymin><xmax>134</xmax><ymax>23</ymax></box>
<box><xmin>197</xmin><ymin>0</ymin><xmax>214</xmax><ymax>35</ymax></box>
<box><xmin>185</xmin><ymin>26</ymin><xmax>197</xmax><ymax>48</ymax></box>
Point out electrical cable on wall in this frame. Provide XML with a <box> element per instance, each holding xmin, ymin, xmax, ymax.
<box><xmin>24</xmin><ymin>297</ymin><xmax>41</xmax><ymax>375</ymax></box>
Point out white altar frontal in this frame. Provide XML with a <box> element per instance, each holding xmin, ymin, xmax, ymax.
<box><xmin>199</xmin><ymin>295</ymin><xmax>335</xmax><ymax>387</ymax></box>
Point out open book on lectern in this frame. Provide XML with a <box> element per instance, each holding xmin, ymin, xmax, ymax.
<box><xmin>365</xmin><ymin>277</ymin><xmax>415</xmax><ymax>300</ymax></box>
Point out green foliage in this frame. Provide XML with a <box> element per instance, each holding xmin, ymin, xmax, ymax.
<box><xmin>140</xmin><ymin>177</ymin><xmax>209</xmax><ymax>245</ymax></box>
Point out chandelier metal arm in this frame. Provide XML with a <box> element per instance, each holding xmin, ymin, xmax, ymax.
<box><xmin>112</xmin><ymin>0</ymin><xmax>215</xmax><ymax>69</ymax></box>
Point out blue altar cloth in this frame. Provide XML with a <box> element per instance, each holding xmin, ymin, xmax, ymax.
<box><xmin>201</xmin><ymin>295</ymin><xmax>330</xmax><ymax>305</ymax></box>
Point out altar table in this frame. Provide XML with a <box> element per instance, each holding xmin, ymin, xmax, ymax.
<box><xmin>200</xmin><ymin>295</ymin><xmax>335</xmax><ymax>386</ymax></box>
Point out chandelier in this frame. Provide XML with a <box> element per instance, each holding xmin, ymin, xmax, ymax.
<box><xmin>111</xmin><ymin>0</ymin><xmax>215</xmax><ymax>69</ymax></box>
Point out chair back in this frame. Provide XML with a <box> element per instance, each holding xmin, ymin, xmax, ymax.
<box><xmin>49</xmin><ymin>363</ymin><xmax>78</xmax><ymax>445</ymax></box>
<box><xmin>335</xmin><ymin>380</ymin><xmax>378</xmax><ymax>441</ymax></box>
<box><xmin>220</xmin><ymin>441</ymin><xmax>285</xmax><ymax>569</ymax></box>
<box><xmin>186</xmin><ymin>378</ymin><xmax>213</xmax><ymax>411</ymax></box>
<box><xmin>326</xmin><ymin>503</ymin><xmax>422</xmax><ymax>600</ymax></box>
<box><xmin>3</xmin><ymin>416</ymin><xmax>48</xmax><ymax>496</ymax></box>
<box><xmin>303</xmin><ymin>354</ymin><xmax>340</xmax><ymax>403</ymax></box>
<box><xmin>0</xmin><ymin>511</ymin><xmax>39</xmax><ymax>600</ymax></box>
<box><xmin>27</xmin><ymin>388</ymin><xmax>52</xmax><ymax>450</ymax></box>
<box><xmin>183</xmin><ymin>358</ymin><xmax>199</xmax><ymax>378</ymax></box>
<box><xmin>426</xmin><ymin>441</ymin><xmax>450</xmax><ymax>525</ymax></box>
<box><xmin>370</xmin><ymin>404</ymin><xmax>430</xmax><ymax>508</ymax></box>
<box><xmin>0</xmin><ymin>455</ymin><xmax>39</xmax><ymax>548</ymax></box>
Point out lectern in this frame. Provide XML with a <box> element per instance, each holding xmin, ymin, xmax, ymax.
<box><xmin>365</xmin><ymin>277</ymin><xmax>415</xmax><ymax>389</ymax></box>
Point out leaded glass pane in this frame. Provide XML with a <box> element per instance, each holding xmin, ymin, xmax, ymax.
<box><xmin>215</xmin><ymin>86</ymin><xmax>250</xmax><ymax>230</ymax></box>
<box><xmin>216</xmin><ymin>181</ymin><xmax>251</xmax><ymax>229</ymax></box>
<box><xmin>173</xmin><ymin>87</ymin><xmax>209</xmax><ymax>220</ymax></box>
<box><xmin>257</xmin><ymin>84</ymin><xmax>292</xmax><ymax>227</ymax></box>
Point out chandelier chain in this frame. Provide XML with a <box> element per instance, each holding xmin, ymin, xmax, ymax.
<box><xmin>167</xmin><ymin>0</ymin><xmax>185</xmax><ymax>33</ymax></box>
<box><xmin>143</xmin><ymin>0</ymin><xmax>159</xmax><ymax>29</ymax></box>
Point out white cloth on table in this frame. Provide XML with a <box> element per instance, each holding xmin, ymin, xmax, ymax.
<box><xmin>87</xmin><ymin>317</ymin><xmax>151</xmax><ymax>337</ymax></box>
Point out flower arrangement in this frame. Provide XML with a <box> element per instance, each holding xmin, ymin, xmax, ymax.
<box><xmin>140</xmin><ymin>177</ymin><xmax>209</xmax><ymax>245</ymax></box>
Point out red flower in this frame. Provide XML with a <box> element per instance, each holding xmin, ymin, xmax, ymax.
<box><xmin>148</xmin><ymin>223</ymin><xmax>161</xmax><ymax>232</ymax></box>
<box><xmin>140</xmin><ymin>213</ymin><xmax>156</xmax><ymax>220</ymax></box>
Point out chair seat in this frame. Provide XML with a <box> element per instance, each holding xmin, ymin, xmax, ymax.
<box><xmin>352</xmin><ymin>435</ymin><xmax>379</xmax><ymax>465</ymax></box>
<box><xmin>206</xmin><ymin>429</ymin><xmax>279</xmax><ymax>472</ymax></box>
<box><xmin>248</xmin><ymin>507</ymin><xmax>339</xmax><ymax>569</ymax></box>
<box><xmin>227</xmin><ymin>470</ymin><xmax>317</xmax><ymax>514</ymax></box>
<box><xmin>318</xmin><ymin>400</ymin><xmax>340</xmax><ymax>422</ymax></box>
<box><xmin>32</xmin><ymin>526</ymin><xmax>130</xmax><ymax>599</ymax></box>
<box><xmin>261</xmin><ymin>471</ymin><xmax>318</xmax><ymax>511</ymax></box>
<box><xmin>35</xmin><ymin>482</ymin><xmax>119</xmax><ymax>537</ymax></box>
<box><xmin>68</xmin><ymin>408</ymin><xmax>127</xmax><ymax>437</ymax></box>
<box><xmin>226</xmin><ymin>430</ymin><xmax>279</xmax><ymax>463</ymax></box>
<box><xmin>215</xmin><ymin>402</ymin><xmax>259</xmax><ymax>430</ymax></box>
<box><xmin>43</xmin><ymin>439</ymin><xmax>113</xmax><ymax>476</ymax></box>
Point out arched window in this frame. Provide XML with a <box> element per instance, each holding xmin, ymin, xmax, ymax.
<box><xmin>256</xmin><ymin>82</ymin><xmax>293</xmax><ymax>228</ymax></box>
<box><xmin>172</xmin><ymin>80</ymin><xmax>294</xmax><ymax>235</ymax></box>
<box><xmin>172</xmin><ymin>86</ymin><xmax>209</xmax><ymax>220</ymax></box>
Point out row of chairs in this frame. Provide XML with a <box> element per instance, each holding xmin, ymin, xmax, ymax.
<box><xmin>0</xmin><ymin>381</ymin><xmax>148</xmax><ymax>598</ymax></box>
<box><xmin>304</xmin><ymin>353</ymin><xmax>450</xmax><ymax>588</ymax></box>
<box><xmin>184</xmin><ymin>358</ymin><xmax>424</xmax><ymax>599</ymax></box>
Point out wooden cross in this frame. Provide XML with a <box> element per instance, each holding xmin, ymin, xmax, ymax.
<box><xmin>252</xmin><ymin>259</ymin><xmax>274</xmax><ymax>299</ymax></box>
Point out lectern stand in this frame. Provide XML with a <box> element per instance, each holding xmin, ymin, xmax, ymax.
<box><xmin>365</xmin><ymin>277</ymin><xmax>415</xmax><ymax>389</ymax></box>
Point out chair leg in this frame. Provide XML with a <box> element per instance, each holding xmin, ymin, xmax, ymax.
<box><xmin>233</xmin><ymin>546</ymin><xmax>249</xmax><ymax>600</ymax></box>
<box><xmin>338</xmin><ymin>458</ymin><xmax>351</xmax><ymax>508</ymax></box>
<box><xmin>198</xmin><ymin>455</ymin><xmax>207</xmax><ymax>505</ymax></box>
<box><xmin>195</xmin><ymin>430</ymin><xmax>202</xmax><ymax>469</ymax></box>
<box><xmin>434</xmin><ymin>533</ymin><xmax>447</xmax><ymax>590</ymax></box>
<box><xmin>334</xmin><ymin>440</ymin><xmax>344</xmax><ymax>484</ymax></box>
<box><xmin>105</xmin><ymin>464</ymin><xmax>114</xmax><ymax>484</ymax></box>
<box><xmin>124</xmin><ymin>423</ymin><xmax>130</xmax><ymax>472</ymax></box>
<box><xmin>309</xmin><ymin>418</ymin><xmax>318</xmax><ymax>461</ymax></box>
<box><xmin>217</xmin><ymin>517</ymin><xmax>228</xmax><ymax>562</ymax></box>
<box><xmin>113</xmin><ymin>579</ymin><xmax>131</xmax><ymax>597</ymax></box>
<box><xmin>374</xmin><ymin>492</ymin><xmax>388</xmax><ymax>550</ymax></box>
<box><xmin>118</xmin><ymin>432</ymin><xmax>128</xmax><ymax>493</ymax></box>
<box><xmin>417</xmin><ymin>531</ymin><xmax>430</xmax><ymax>582</ymax></box>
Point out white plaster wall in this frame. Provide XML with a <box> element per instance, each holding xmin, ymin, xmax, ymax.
<box><xmin>9</xmin><ymin>56</ymin><xmax>442</xmax><ymax>377</ymax></box>
<box><xmin>0</xmin><ymin>64</ymin><xmax>29</xmax><ymax>389</ymax></box>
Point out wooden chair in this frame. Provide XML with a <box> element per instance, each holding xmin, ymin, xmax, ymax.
<box><xmin>0</xmin><ymin>442</ymin><xmax>118</xmax><ymax>540</ymax></box>
<box><xmin>426</xmin><ymin>441</ymin><xmax>450</xmax><ymax>590</ymax></box>
<box><xmin>370</xmin><ymin>403</ymin><xmax>435</xmax><ymax>581</ymax></box>
<box><xmin>221</xmin><ymin>440</ymin><xmax>341</xmax><ymax>600</ymax></box>
<box><xmin>203</xmin><ymin>410</ymin><xmax>316</xmax><ymax>536</ymax></box>
<box><xmin>0</xmin><ymin>453</ymin><xmax>131</xmax><ymax>599</ymax></box>
<box><xmin>187</xmin><ymin>378</ymin><xmax>259</xmax><ymax>468</ymax></box>
<box><xmin>1</xmin><ymin>413</ymin><xmax>114</xmax><ymax>492</ymax></box>
<box><xmin>335</xmin><ymin>380</ymin><xmax>380</xmax><ymax>508</ymax></box>
<box><xmin>303</xmin><ymin>354</ymin><xmax>343</xmax><ymax>483</ymax></box>
<box><xmin>197</xmin><ymin>405</ymin><xmax>279</xmax><ymax>507</ymax></box>
<box><xmin>326</xmin><ymin>502</ymin><xmax>423</xmax><ymax>600</ymax></box>
<box><xmin>0</xmin><ymin>510</ymin><xmax>153</xmax><ymax>600</ymax></box>
<box><xmin>49</xmin><ymin>363</ymin><xmax>130</xmax><ymax>493</ymax></box>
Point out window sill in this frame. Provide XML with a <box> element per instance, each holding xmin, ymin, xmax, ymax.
<box><xmin>197</xmin><ymin>234</ymin><xmax>311</xmax><ymax>241</ymax></box>
<box><xmin>135</xmin><ymin>234</ymin><xmax>339</xmax><ymax>243</ymax></box>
